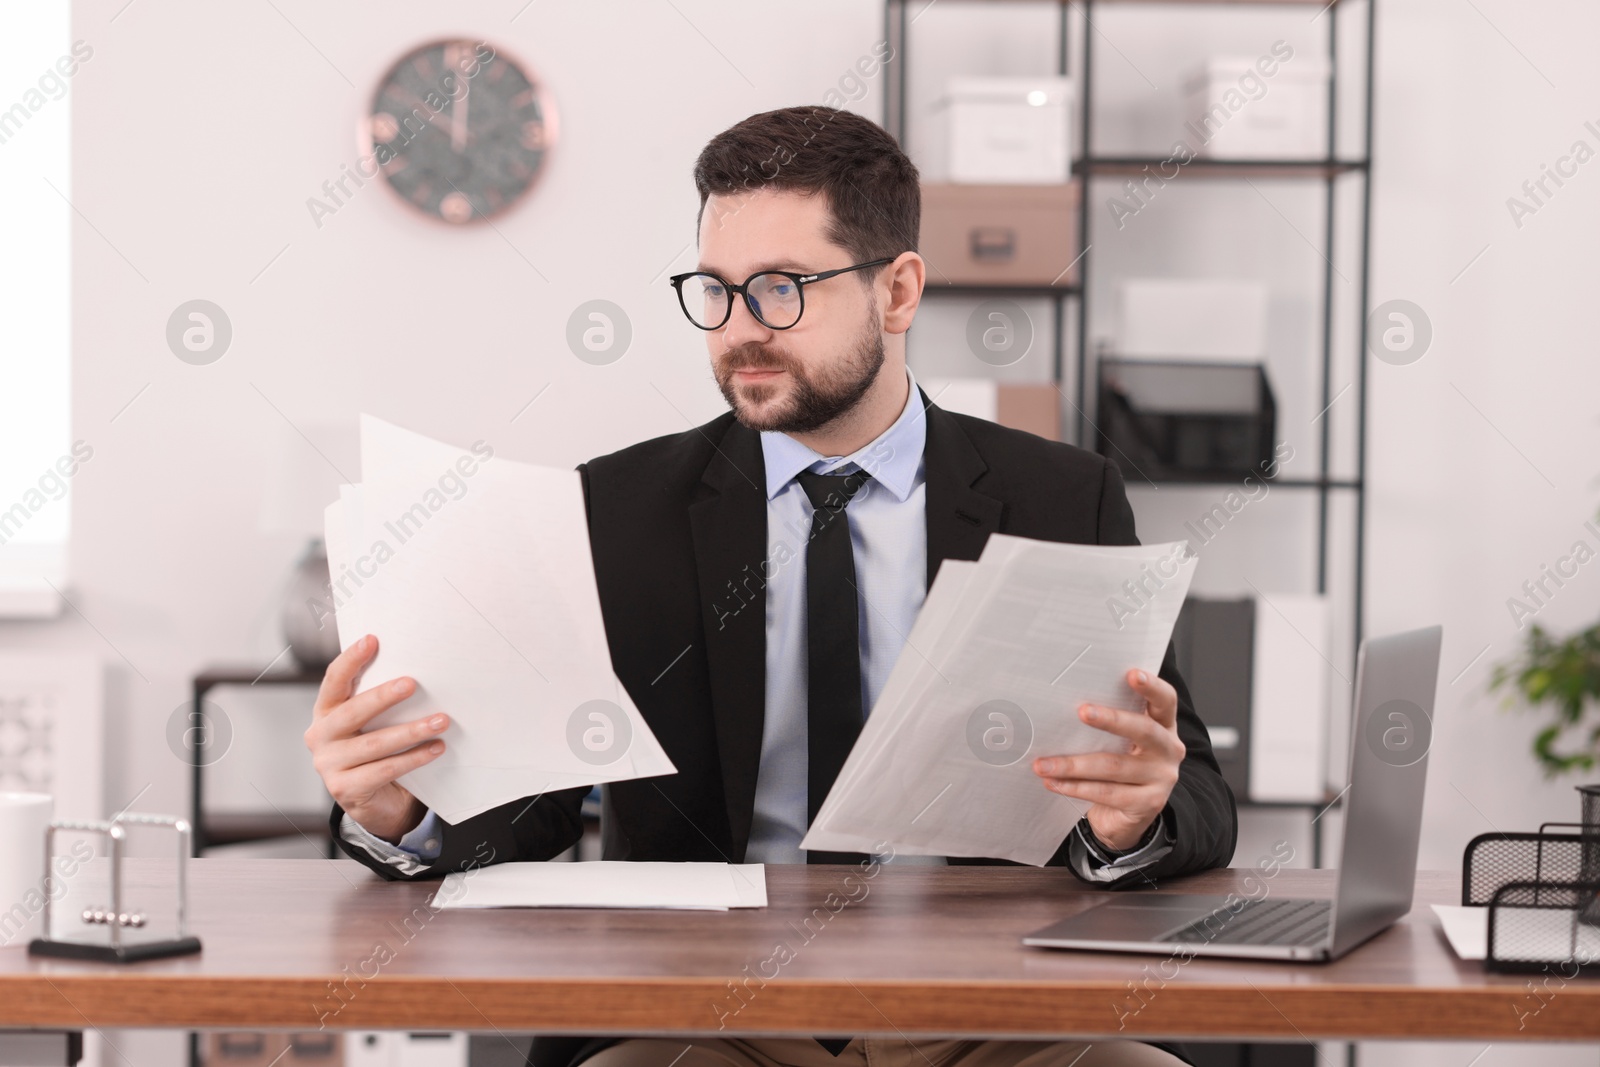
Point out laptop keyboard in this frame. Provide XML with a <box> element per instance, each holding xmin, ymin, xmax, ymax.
<box><xmin>1162</xmin><ymin>898</ymin><xmax>1332</xmax><ymax>947</ymax></box>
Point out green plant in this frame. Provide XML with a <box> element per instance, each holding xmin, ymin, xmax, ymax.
<box><xmin>1491</xmin><ymin>621</ymin><xmax>1600</xmax><ymax>775</ymax></box>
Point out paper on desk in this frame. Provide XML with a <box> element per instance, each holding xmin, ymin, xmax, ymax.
<box><xmin>322</xmin><ymin>415</ymin><xmax>675</xmax><ymax>825</ymax></box>
<box><xmin>1431</xmin><ymin>904</ymin><xmax>1487</xmax><ymax>960</ymax></box>
<box><xmin>1433</xmin><ymin>902</ymin><xmax>1600</xmax><ymax>963</ymax></box>
<box><xmin>801</xmin><ymin>535</ymin><xmax>1196</xmax><ymax>866</ymax></box>
<box><xmin>431</xmin><ymin>862</ymin><xmax>767</xmax><ymax>910</ymax></box>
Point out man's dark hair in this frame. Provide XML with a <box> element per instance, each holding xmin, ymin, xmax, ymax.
<box><xmin>692</xmin><ymin>106</ymin><xmax>919</xmax><ymax>263</ymax></box>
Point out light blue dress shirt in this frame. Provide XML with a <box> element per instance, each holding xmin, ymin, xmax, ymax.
<box><xmin>342</xmin><ymin>366</ymin><xmax>1171</xmax><ymax>880</ymax></box>
<box><xmin>744</xmin><ymin>366</ymin><xmax>930</xmax><ymax>864</ymax></box>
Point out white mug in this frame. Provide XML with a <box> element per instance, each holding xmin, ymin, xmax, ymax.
<box><xmin>0</xmin><ymin>792</ymin><xmax>54</xmax><ymax>948</ymax></box>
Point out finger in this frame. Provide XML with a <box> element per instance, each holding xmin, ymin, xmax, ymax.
<box><xmin>322</xmin><ymin>712</ymin><xmax>450</xmax><ymax>772</ymax></box>
<box><xmin>1032</xmin><ymin>751</ymin><xmax>1159</xmax><ymax>786</ymax></box>
<box><xmin>314</xmin><ymin>635</ymin><xmax>377</xmax><ymax>717</ymax></box>
<box><xmin>332</xmin><ymin>740</ymin><xmax>447</xmax><ymax>800</ymax></box>
<box><xmin>1039</xmin><ymin>776</ymin><xmax>1159</xmax><ymax>811</ymax></box>
<box><xmin>1127</xmin><ymin>668</ymin><xmax>1178</xmax><ymax>730</ymax></box>
<box><xmin>1078</xmin><ymin>703</ymin><xmax>1175</xmax><ymax>753</ymax></box>
<box><xmin>324</xmin><ymin>676</ymin><xmax>420</xmax><ymax>739</ymax></box>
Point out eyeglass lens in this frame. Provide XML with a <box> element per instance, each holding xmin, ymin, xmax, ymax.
<box><xmin>682</xmin><ymin>272</ymin><xmax>803</xmax><ymax>329</ymax></box>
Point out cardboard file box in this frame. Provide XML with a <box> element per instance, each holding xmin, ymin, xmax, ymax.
<box><xmin>920</xmin><ymin>182</ymin><xmax>1080</xmax><ymax>287</ymax></box>
<box><xmin>997</xmin><ymin>383</ymin><xmax>1061</xmax><ymax>441</ymax></box>
<box><xmin>919</xmin><ymin>380</ymin><xmax>1061</xmax><ymax>441</ymax></box>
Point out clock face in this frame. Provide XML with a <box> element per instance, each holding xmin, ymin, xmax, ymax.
<box><xmin>365</xmin><ymin>39</ymin><xmax>554</xmax><ymax>224</ymax></box>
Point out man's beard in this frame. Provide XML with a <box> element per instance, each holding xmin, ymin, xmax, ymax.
<box><xmin>713</xmin><ymin>317</ymin><xmax>886</xmax><ymax>435</ymax></box>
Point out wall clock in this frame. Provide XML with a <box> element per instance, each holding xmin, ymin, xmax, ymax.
<box><xmin>363</xmin><ymin>38</ymin><xmax>555</xmax><ymax>224</ymax></box>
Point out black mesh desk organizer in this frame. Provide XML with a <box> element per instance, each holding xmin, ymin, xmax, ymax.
<box><xmin>1462</xmin><ymin>824</ymin><xmax>1600</xmax><ymax>973</ymax></box>
<box><xmin>1096</xmin><ymin>358</ymin><xmax>1277</xmax><ymax>482</ymax></box>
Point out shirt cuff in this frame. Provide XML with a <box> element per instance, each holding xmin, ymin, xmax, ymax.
<box><xmin>397</xmin><ymin>809</ymin><xmax>444</xmax><ymax>859</ymax></box>
<box><xmin>339</xmin><ymin>810</ymin><xmax>442</xmax><ymax>876</ymax></box>
<box><xmin>1067</xmin><ymin>812</ymin><xmax>1173</xmax><ymax>883</ymax></box>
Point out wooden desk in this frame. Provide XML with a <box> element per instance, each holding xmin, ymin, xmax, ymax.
<box><xmin>0</xmin><ymin>859</ymin><xmax>1595</xmax><ymax>1043</ymax></box>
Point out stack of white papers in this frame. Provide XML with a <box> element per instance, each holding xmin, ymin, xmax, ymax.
<box><xmin>801</xmin><ymin>535</ymin><xmax>1197</xmax><ymax>866</ymax></box>
<box><xmin>431</xmin><ymin>862</ymin><xmax>767</xmax><ymax>910</ymax></box>
<box><xmin>1431</xmin><ymin>904</ymin><xmax>1487</xmax><ymax>960</ymax></box>
<box><xmin>322</xmin><ymin>416</ymin><xmax>675</xmax><ymax>825</ymax></box>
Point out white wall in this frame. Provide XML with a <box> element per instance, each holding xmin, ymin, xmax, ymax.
<box><xmin>33</xmin><ymin>0</ymin><xmax>883</xmax><ymax>822</ymax></box>
<box><xmin>1366</xmin><ymin>0</ymin><xmax>1600</xmax><ymax>869</ymax></box>
<box><xmin>12</xmin><ymin>0</ymin><xmax>1600</xmax><ymax>1063</ymax></box>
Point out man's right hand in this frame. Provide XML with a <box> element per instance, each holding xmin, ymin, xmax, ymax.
<box><xmin>305</xmin><ymin>633</ymin><xmax>449</xmax><ymax>845</ymax></box>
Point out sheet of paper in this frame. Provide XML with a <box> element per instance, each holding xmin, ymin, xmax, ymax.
<box><xmin>1431</xmin><ymin>904</ymin><xmax>1487</xmax><ymax>960</ymax></box>
<box><xmin>431</xmin><ymin>862</ymin><xmax>768</xmax><ymax>910</ymax></box>
<box><xmin>1433</xmin><ymin>901</ymin><xmax>1600</xmax><ymax>964</ymax></box>
<box><xmin>802</xmin><ymin>535</ymin><xmax>1197</xmax><ymax>865</ymax></box>
<box><xmin>322</xmin><ymin>415</ymin><xmax>675</xmax><ymax>824</ymax></box>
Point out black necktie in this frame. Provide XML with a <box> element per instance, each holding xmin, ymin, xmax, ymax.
<box><xmin>797</xmin><ymin>468</ymin><xmax>872</xmax><ymax>868</ymax></box>
<box><xmin>798</xmin><ymin>467</ymin><xmax>871</xmax><ymax>1056</ymax></box>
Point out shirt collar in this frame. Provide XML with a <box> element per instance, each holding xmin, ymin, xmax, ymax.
<box><xmin>759</xmin><ymin>365</ymin><xmax>926</xmax><ymax>503</ymax></box>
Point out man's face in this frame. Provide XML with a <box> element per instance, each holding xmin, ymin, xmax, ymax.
<box><xmin>696</xmin><ymin>188</ymin><xmax>885</xmax><ymax>435</ymax></box>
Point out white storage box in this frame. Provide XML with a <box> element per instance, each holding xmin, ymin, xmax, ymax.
<box><xmin>1183</xmin><ymin>55</ymin><xmax>1330</xmax><ymax>160</ymax></box>
<box><xmin>929</xmin><ymin>75</ymin><xmax>1072</xmax><ymax>183</ymax></box>
<box><xmin>1116</xmin><ymin>278</ymin><xmax>1269</xmax><ymax>360</ymax></box>
<box><xmin>1249</xmin><ymin>594</ymin><xmax>1330</xmax><ymax>803</ymax></box>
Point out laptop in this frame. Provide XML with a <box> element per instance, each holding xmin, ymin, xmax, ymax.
<box><xmin>1023</xmin><ymin>624</ymin><xmax>1443</xmax><ymax>962</ymax></box>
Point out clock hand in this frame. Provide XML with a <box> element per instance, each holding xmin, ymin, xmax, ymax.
<box><xmin>445</xmin><ymin>41</ymin><xmax>469</xmax><ymax>155</ymax></box>
<box><xmin>385</xmin><ymin>87</ymin><xmax>468</xmax><ymax>148</ymax></box>
<box><xmin>453</xmin><ymin>80</ymin><xmax>468</xmax><ymax>154</ymax></box>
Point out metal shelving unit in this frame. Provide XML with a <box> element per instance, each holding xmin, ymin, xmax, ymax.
<box><xmin>884</xmin><ymin>0</ymin><xmax>1375</xmax><ymax>880</ymax></box>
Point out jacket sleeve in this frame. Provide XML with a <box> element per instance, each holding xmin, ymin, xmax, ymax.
<box><xmin>1057</xmin><ymin>455</ymin><xmax>1238</xmax><ymax>888</ymax></box>
<box><xmin>329</xmin><ymin>788</ymin><xmax>588</xmax><ymax>881</ymax></box>
<box><xmin>336</xmin><ymin>808</ymin><xmax>442</xmax><ymax>877</ymax></box>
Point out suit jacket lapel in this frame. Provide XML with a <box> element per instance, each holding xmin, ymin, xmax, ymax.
<box><xmin>921</xmin><ymin>391</ymin><xmax>1004</xmax><ymax>585</ymax></box>
<box><xmin>687</xmin><ymin>418</ymin><xmax>769</xmax><ymax>862</ymax></box>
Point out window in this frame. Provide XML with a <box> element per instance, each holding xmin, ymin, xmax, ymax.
<box><xmin>0</xmin><ymin>3</ymin><xmax>73</xmax><ymax>615</ymax></box>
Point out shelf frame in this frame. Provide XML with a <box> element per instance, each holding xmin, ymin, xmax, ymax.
<box><xmin>883</xmin><ymin>0</ymin><xmax>1377</xmax><ymax>827</ymax></box>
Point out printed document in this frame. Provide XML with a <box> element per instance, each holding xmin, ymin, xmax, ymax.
<box><xmin>801</xmin><ymin>535</ymin><xmax>1196</xmax><ymax>865</ymax></box>
<box><xmin>432</xmin><ymin>862</ymin><xmax>767</xmax><ymax>910</ymax></box>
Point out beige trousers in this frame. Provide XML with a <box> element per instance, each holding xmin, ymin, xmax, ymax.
<box><xmin>579</xmin><ymin>1037</ymin><xmax>1185</xmax><ymax>1067</ymax></box>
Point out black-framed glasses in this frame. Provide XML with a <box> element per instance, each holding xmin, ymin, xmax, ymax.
<box><xmin>669</xmin><ymin>258</ymin><xmax>894</xmax><ymax>331</ymax></box>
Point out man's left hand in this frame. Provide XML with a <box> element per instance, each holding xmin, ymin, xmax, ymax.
<box><xmin>1031</xmin><ymin>668</ymin><xmax>1185</xmax><ymax>852</ymax></box>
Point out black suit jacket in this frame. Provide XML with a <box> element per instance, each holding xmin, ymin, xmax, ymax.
<box><xmin>329</xmin><ymin>395</ymin><xmax>1235</xmax><ymax>1061</ymax></box>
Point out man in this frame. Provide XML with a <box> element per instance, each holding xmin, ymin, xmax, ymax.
<box><xmin>307</xmin><ymin>107</ymin><xmax>1235</xmax><ymax>1067</ymax></box>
